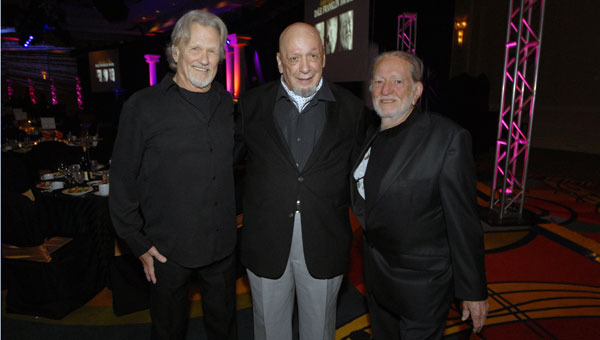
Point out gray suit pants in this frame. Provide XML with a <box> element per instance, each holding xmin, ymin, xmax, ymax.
<box><xmin>247</xmin><ymin>211</ymin><xmax>343</xmax><ymax>340</ymax></box>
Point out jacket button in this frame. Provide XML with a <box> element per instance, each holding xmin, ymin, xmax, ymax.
<box><xmin>288</xmin><ymin>213</ymin><xmax>294</xmax><ymax>218</ymax></box>
<box><xmin>297</xmin><ymin>176</ymin><xmax>304</xmax><ymax>182</ymax></box>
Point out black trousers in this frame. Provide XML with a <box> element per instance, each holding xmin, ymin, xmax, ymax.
<box><xmin>368</xmin><ymin>294</ymin><xmax>448</xmax><ymax>340</ymax></box>
<box><xmin>150</xmin><ymin>252</ymin><xmax>237</xmax><ymax>340</ymax></box>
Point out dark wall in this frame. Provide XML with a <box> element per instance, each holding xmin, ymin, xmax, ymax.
<box><xmin>371</xmin><ymin>0</ymin><xmax>455</xmax><ymax>112</ymax></box>
<box><xmin>75</xmin><ymin>0</ymin><xmax>305</xmax><ymax>125</ymax></box>
<box><xmin>74</xmin><ymin>34</ymin><xmax>172</xmax><ymax>126</ymax></box>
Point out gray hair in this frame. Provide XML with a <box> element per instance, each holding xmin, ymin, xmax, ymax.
<box><xmin>369</xmin><ymin>51</ymin><xmax>424</xmax><ymax>91</ymax></box>
<box><xmin>166</xmin><ymin>10</ymin><xmax>228</xmax><ymax>71</ymax></box>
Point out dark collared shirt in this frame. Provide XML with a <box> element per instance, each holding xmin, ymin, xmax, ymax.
<box><xmin>274</xmin><ymin>81</ymin><xmax>335</xmax><ymax>171</ymax></box>
<box><xmin>109</xmin><ymin>74</ymin><xmax>236</xmax><ymax>267</ymax></box>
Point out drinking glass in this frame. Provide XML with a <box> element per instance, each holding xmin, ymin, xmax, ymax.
<box><xmin>67</xmin><ymin>164</ymin><xmax>80</xmax><ymax>185</ymax></box>
<box><xmin>73</xmin><ymin>171</ymin><xmax>85</xmax><ymax>184</ymax></box>
<box><xmin>58</xmin><ymin>163</ymin><xmax>67</xmax><ymax>177</ymax></box>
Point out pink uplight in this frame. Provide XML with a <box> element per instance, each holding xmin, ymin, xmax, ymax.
<box><xmin>6</xmin><ymin>79</ymin><xmax>13</xmax><ymax>101</ymax></box>
<box><xmin>75</xmin><ymin>76</ymin><xmax>84</xmax><ymax>110</ymax></box>
<box><xmin>144</xmin><ymin>54</ymin><xmax>161</xmax><ymax>86</ymax></box>
<box><xmin>28</xmin><ymin>78</ymin><xmax>37</xmax><ymax>104</ymax></box>
<box><xmin>50</xmin><ymin>78</ymin><xmax>58</xmax><ymax>105</ymax></box>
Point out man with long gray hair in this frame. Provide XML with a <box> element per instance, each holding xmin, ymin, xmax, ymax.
<box><xmin>351</xmin><ymin>51</ymin><xmax>488</xmax><ymax>339</ymax></box>
<box><xmin>110</xmin><ymin>10</ymin><xmax>238</xmax><ymax>340</ymax></box>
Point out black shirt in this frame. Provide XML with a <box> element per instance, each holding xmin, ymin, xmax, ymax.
<box><xmin>364</xmin><ymin>112</ymin><xmax>417</xmax><ymax>211</ymax></box>
<box><xmin>109</xmin><ymin>75</ymin><xmax>237</xmax><ymax>267</ymax></box>
<box><xmin>274</xmin><ymin>81</ymin><xmax>335</xmax><ymax>171</ymax></box>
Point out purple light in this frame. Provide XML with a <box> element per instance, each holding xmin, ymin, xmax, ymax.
<box><xmin>144</xmin><ymin>54</ymin><xmax>161</xmax><ymax>86</ymax></box>
<box><xmin>50</xmin><ymin>78</ymin><xmax>58</xmax><ymax>105</ymax></box>
<box><xmin>75</xmin><ymin>76</ymin><xmax>84</xmax><ymax>110</ymax></box>
<box><xmin>6</xmin><ymin>79</ymin><xmax>13</xmax><ymax>101</ymax></box>
<box><xmin>253</xmin><ymin>51</ymin><xmax>264</xmax><ymax>84</ymax></box>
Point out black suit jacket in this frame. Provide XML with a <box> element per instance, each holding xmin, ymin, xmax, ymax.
<box><xmin>351</xmin><ymin>111</ymin><xmax>487</xmax><ymax>321</ymax></box>
<box><xmin>236</xmin><ymin>80</ymin><xmax>366</xmax><ymax>279</ymax></box>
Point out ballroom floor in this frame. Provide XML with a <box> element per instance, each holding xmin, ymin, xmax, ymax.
<box><xmin>2</xmin><ymin>147</ymin><xmax>600</xmax><ymax>340</ymax></box>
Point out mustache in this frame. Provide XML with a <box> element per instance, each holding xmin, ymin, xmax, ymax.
<box><xmin>191</xmin><ymin>64</ymin><xmax>211</xmax><ymax>71</ymax></box>
<box><xmin>374</xmin><ymin>95</ymin><xmax>398</xmax><ymax>101</ymax></box>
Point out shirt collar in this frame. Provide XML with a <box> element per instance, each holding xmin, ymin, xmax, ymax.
<box><xmin>157</xmin><ymin>73</ymin><xmax>178</xmax><ymax>94</ymax></box>
<box><xmin>276</xmin><ymin>77</ymin><xmax>335</xmax><ymax>112</ymax></box>
<box><xmin>280</xmin><ymin>76</ymin><xmax>323</xmax><ymax>112</ymax></box>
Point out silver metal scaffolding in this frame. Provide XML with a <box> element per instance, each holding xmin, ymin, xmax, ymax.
<box><xmin>397</xmin><ymin>13</ymin><xmax>417</xmax><ymax>54</ymax></box>
<box><xmin>490</xmin><ymin>0</ymin><xmax>546</xmax><ymax>221</ymax></box>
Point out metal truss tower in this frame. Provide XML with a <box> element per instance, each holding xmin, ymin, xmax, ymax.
<box><xmin>490</xmin><ymin>0</ymin><xmax>546</xmax><ymax>222</ymax></box>
<box><xmin>397</xmin><ymin>13</ymin><xmax>417</xmax><ymax>54</ymax></box>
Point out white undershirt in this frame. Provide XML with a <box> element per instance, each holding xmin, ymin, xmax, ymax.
<box><xmin>353</xmin><ymin>147</ymin><xmax>371</xmax><ymax>199</ymax></box>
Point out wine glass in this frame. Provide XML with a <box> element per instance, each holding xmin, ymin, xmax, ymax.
<box><xmin>67</xmin><ymin>164</ymin><xmax>80</xmax><ymax>185</ymax></box>
<box><xmin>58</xmin><ymin>163</ymin><xmax>67</xmax><ymax>177</ymax></box>
<box><xmin>73</xmin><ymin>171</ymin><xmax>85</xmax><ymax>184</ymax></box>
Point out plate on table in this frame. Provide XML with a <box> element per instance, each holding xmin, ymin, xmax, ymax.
<box><xmin>50</xmin><ymin>172</ymin><xmax>65</xmax><ymax>178</ymax></box>
<box><xmin>92</xmin><ymin>170</ymin><xmax>108</xmax><ymax>178</ymax></box>
<box><xmin>93</xmin><ymin>191</ymin><xmax>109</xmax><ymax>197</ymax></box>
<box><xmin>62</xmin><ymin>186</ymin><xmax>93</xmax><ymax>196</ymax></box>
<box><xmin>88</xmin><ymin>180</ymin><xmax>103</xmax><ymax>186</ymax></box>
<box><xmin>39</xmin><ymin>172</ymin><xmax>64</xmax><ymax>181</ymax></box>
<box><xmin>36</xmin><ymin>182</ymin><xmax>52</xmax><ymax>189</ymax></box>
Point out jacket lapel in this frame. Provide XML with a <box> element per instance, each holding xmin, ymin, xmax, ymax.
<box><xmin>374</xmin><ymin>112</ymin><xmax>429</xmax><ymax>204</ymax></box>
<box><xmin>302</xmin><ymin>99</ymin><xmax>339</xmax><ymax>172</ymax></box>
<box><xmin>259</xmin><ymin>84</ymin><xmax>298</xmax><ymax>168</ymax></box>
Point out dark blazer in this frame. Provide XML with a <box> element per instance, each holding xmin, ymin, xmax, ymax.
<box><xmin>351</xmin><ymin>111</ymin><xmax>487</xmax><ymax>321</ymax></box>
<box><xmin>236</xmin><ymin>80</ymin><xmax>366</xmax><ymax>279</ymax></box>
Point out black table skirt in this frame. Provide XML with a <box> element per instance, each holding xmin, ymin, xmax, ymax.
<box><xmin>3</xmin><ymin>190</ymin><xmax>148</xmax><ymax>319</ymax></box>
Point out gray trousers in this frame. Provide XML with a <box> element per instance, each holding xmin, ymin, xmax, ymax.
<box><xmin>247</xmin><ymin>212</ymin><xmax>343</xmax><ymax>340</ymax></box>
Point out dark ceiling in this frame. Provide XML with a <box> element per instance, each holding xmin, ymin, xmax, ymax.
<box><xmin>1</xmin><ymin>0</ymin><xmax>292</xmax><ymax>50</ymax></box>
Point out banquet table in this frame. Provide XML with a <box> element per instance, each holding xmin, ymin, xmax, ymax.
<box><xmin>3</xmin><ymin>174</ymin><xmax>149</xmax><ymax>318</ymax></box>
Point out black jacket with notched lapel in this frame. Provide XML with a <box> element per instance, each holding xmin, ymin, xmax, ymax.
<box><xmin>235</xmin><ymin>80</ymin><xmax>366</xmax><ymax>279</ymax></box>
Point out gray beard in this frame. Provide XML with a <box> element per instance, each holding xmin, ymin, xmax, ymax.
<box><xmin>189</xmin><ymin>70</ymin><xmax>213</xmax><ymax>89</ymax></box>
<box><xmin>293</xmin><ymin>85</ymin><xmax>318</xmax><ymax>98</ymax></box>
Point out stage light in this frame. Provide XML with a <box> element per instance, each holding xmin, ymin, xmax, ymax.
<box><xmin>454</xmin><ymin>19</ymin><xmax>467</xmax><ymax>46</ymax></box>
<box><xmin>23</xmin><ymin>35</ymin><xmax>34</xmax><ymax>47</ymax></box>
<box><xmin>144</xmin><ymin>54</ymin><xmax>161</xmax><ymax>86</ymax></box>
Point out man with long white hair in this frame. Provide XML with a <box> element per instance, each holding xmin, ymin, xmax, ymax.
<box><xmin>351</xmin><ymin>51</ymin><xmax>488</xmax><ymax>339</ymax></box>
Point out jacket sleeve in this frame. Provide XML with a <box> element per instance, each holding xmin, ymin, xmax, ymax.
<box><xmin>439</xmin><ymin>129</ymin><xmax>488</xmax><ymax>301</ymax></box>
<box><xmin>109</xmin><ymin>98</ymin><xmax>153</xmax><ymax>257</ymax></box>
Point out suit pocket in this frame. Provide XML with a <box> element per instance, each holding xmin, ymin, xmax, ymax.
<box><xmin>385</xmin><ymin>252</ymin><xmax>450</xmax><ymax>272</ymax></box>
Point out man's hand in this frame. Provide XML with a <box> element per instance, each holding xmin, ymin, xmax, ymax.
<box><xmin>461</xmin><ymin>300</ymin><xmax>489</xmax><ymax>333</ymax></box>
<box><xmin>139</xmin><ymin>246</ymin><xmax>168</xmax><ymax>284</ymax></box>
